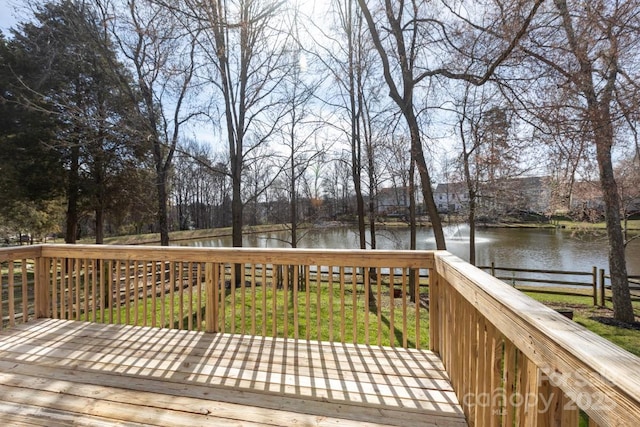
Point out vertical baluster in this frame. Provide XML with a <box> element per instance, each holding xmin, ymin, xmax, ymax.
<box><xmin>503</xmin><ymin>340</ymin><xmax>517</xmax><ymax>426</ymax></box>
<box><xmin>376</xmin><ymin>268</ymin><xmax>382</xmax><ymax>347</ymax></box>
<box><xmin>261</xmin><ymin>264</ymin><xmax>267</xmax><ymax>337</ymax></box>
<box><xmin>316</xmin><ymin>265</ymin><xmax>322</xmax><ymax>341</ymax></box>
<box><xmin>177</xmin><ymin>262</ymin><xmax>184</xmax><ymax>330</ymax></box>
<box><xmin>98</xmin><ymin>260</ymin><xmax>105</xmax><ymax>323</ymax></box>
<box><xmin>187</xmin><ymin>262</ymin><xmax>193</xmax><ymax>331</ymax></box>
<box><xmin>8</xmin><ymin>261</ymin><xmax>14</xmax><ymax>327</ymax></box>
<box><xmin>389</xmin><ymin>268</ymin><xmax>395</xmax><ymax>347</ymax></box>
<box><xmin>60</xmin><ymin>259</ymin><xmax>67</xmax><ymax>320</ymax></box>
<box><xmin>21</xmin><ymin>260</ymin><xmax>28</xmax><ymax>324</ymax></box>
<box><xmin>271</xmin><ymin>264</ymin><xmax>277</xmax><ymax>337</ymax></box>
<box><xmin>51</xmin><ymin>258</ymin><xmax>59</xmax><ymax>320</ymax></box>
<box><xmin>521</xmin><ymin>357</ymin><xmax>540</xmax><ymax>426</ymax></box>
<box><xmin>73</xmin><ymin>259</ymin><xmax>80</xmax><ymax>321</ymax></box>
<box><xmin>151</xmin><ymin>261</ymin><xmax>157</xmax><ymax>327</ymax></box>
<box><xmin>196</xmin><ymin>263</ymin><xmax>203</xmax><ymax>331</ymax></box>
<box><xmin>220</xmin><ymin>263</ymin><xmax>226</xmax><ymax>334</ymax></box>
<box><xmin>413</xmin><ymin>268</ymin><xmax>420</xmax><ymax>349</ymax></box>
<box><xmin>142</xmin><ymin>261</ymin><xmax>148</xmax><ymax>327</ymax></box>
<box><xmin>250</xmin><ymin>264</ymin><xmax>256</xmax><ymax>336</ymax></box>
<box><xmin>402</xmin><ymin>267</ymin><xmax>408</xmax><ymax>348</ymax></box>
<box><xmin>0</xmin><ymin>262</ymin><xmax>5</xmax><ymax>329</ymax></box>
<box><xmin>90</xmin><ymin>259</ymin><xmax>97</xmax><ymax>322</ymax></box>
<box><xmin>124</xmin><ymin>261</ymin><xmax>131</xmax><ymax>325</ymax></box>
<box><xmin>133</xmin><ymin>261</ymin><xmax>140</xmax><ymax>326</ymax></box>
<box><xmin>339</xmin><ymin>266</ymin><xmax>345</xmax><ymax>343</ymax></box>
<box><xmin>160</xmin><ymin>261</ymin><xmax>166</xmax><ymax>328</ymax></box>
<box><xmin>364</xmin><ymin>267</ymin><xmax>370</xmax><ymax>345</ymax></box>
<box><xmin>108</xmin><ymin>260</ymin><xmax>115</xmax><ymax>324</ymax></box>
<box><xmin>352</xmin><ymin>266</ymin><xmax>357</xmax><ymax>344</ymax></box>
<box><xmin>466</xmin><ymin>306</ymin><xmax>478</xmax><ymax>422</ymax></box>
<box><xmin>328</xmin><ymin>265</ymin><xmax>334</xmax><ymax>342</ymax></box>
<box><xmin>82</xmin><ymin>259</ymin><xmax>89</xmax><ymax>321</ymax></box>
<box><xmin>283</xmin><ymin>265</ymin><xmax>289</xmax><ymax>338</ymax></box>
<box><xmin>240</xmin><ymin>263</ymin><xmax>246</xmax><ymax>334</ymax></box>
<box><xmin>230</xmin><ymin>263</ymin><xmax>236</xmax><ymax>333</ymax></box>
<box><xmin>305</xmin><ymin>265</ymin><xmax>311</xmax><ymax>341</ymax></box>
<box><xmin>169</xmin><ymin>261</ymin><xmax>175</xmax><ymax>329</ymax></box>
<box><xmin>477</xmin><ymin>316</ymin><xmax>491</xmax><ymax>426</ymax></box>
<box><xmin>293</xmin><ymin>265</ymin><xmax>299</xmax><ymax>340</ymax></box>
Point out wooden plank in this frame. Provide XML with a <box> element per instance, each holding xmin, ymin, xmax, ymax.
<box><xmin>0</xmin><ymin>363</ymin><xmax>463</xmax><ymax>427</ymax></box>
<box><xmin>39</xmin><ymin>244</ymin><xmax>435</xmax><ymax>269</ymax></box>
<box><xmin>0</xmin><ymin>401</ymin><xmax>147</xmax><ymax>427</ymax></box>
<box><xmin>0</xmin><ymin>320</ymin><xmax>465</xmax><ymax>427</ymax></box>
<box><xmin>0</xmin><ymin>246</ymin><xmax>41</xmax><ymax>262</ymax></box>
<box><xmin>0</xmin><ymin>321</ymin><xmax>449</xmax><ymax>380</ymax></box>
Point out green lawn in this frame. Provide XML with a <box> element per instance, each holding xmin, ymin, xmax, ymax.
<box><xmin>91</xmin><ymin>281</ymin><xmax>430</xmax><ymax>349</ymax></box>
<box><xmin>523</xmin><ymin>289</ymin><xmax>640</xmax><ymax>356</ymax></box>
<box><xmin>87</xmin><ymin>279</ymin><xmax>640</xmax><ymax>356</ymax></box>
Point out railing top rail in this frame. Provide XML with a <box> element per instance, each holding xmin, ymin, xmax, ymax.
<box><xmin>0</xmin><ymin>246</ymin><xmax>42</xmax><ymax>262</ymax></box>
<box><xmin>434</xmin><ymin>250</ymin><xmax>640</xmax><ymax>425</ymax></box>
<box><xmin>38</xmin><ymin>244</ymin><xmax>435</xmax><ymax>268</ymax></box>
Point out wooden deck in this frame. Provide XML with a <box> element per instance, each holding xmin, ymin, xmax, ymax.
<box><xmin>0</xmin><ymin>319</ymin><xmax>466</xmax><ymax>426</ymax></box>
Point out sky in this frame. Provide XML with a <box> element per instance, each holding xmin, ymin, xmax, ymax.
<box><xmin>0</xmin><ymin>0</ymin><xmax>20</xmax><ymax>35</ymax></box>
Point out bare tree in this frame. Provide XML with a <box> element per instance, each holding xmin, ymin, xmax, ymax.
<box><xmin>96</xmin><ymin>0</ymin><xmax>199</xmax><ymax>246</ymax></box>
<box><xmin>510</xmin><ymin>0</ymin><xmax>639</xmax><ymax>322</ymax></box>
<box><xmin>279</xmin><ymin>42</ymin><xmax>323</xmax><ymax>247</ymax></box>
<box><xmin>356</xmin><ymin>0</ymin><xmax>545</xmax><ymax>250</ymax></box>
<box><xmin>178</xmin><ymin>0</ymin><xmax>290</xmax><ymax>250</ymax></box>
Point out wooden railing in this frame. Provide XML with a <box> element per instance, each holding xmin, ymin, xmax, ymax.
<box><xmin>1</xmin><ymin>244</ymin><xmax>639</xmax><ymax>425</ymax></box>
<box><xmin>0</xmin><ymin>246</ymin><xmax>40</xmax><ymax>329</ymax></box>
<box><xmin>431</xmin><ymin>251</ymin><xmax>640</xmax><ymax>426</ymax></box>
<box><xmin>32</xmin><ymin>244</ymin><xmax>429</xmax><ymax>348</ymax></box>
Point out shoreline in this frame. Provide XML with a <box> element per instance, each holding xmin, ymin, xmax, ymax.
<box><xmin>92</xmin><ymin>219</ymin><xmax>640</xmax><ymax>246</ymax></box>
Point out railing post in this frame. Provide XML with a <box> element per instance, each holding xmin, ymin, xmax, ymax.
<box><xmin>205</xmin><ymin>262</ymin><xmax>218</xmax><ymax>333</ymax></box>
<box><xmin>429</xmin><ymin>267</ymin><xmax>440</xmax><ymax>355</ymax></box>
<box><xmin>35</xmin><ymin>256</ymin><xmax>50</xmax><ymax>319</ymax></box>
<box><xmin>592</xmin><ymin>266</ymin><xmax>597</xmax><ymax>306</ymax></box>
<box><xmin>599</xmin><ymin>268</ymin><xmax>606</xmax><ymax>307</ymax></box>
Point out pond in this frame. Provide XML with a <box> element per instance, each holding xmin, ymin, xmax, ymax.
<box><xmin>180</xmin><ymin>225</ymin><xmax>640</xmax><ymax>277</ymax></box>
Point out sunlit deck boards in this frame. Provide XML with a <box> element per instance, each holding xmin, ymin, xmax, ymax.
<box><xmin>0</xmin><ymin>319</ymin><xmax>465</xmax><ymax>426</ymax></box>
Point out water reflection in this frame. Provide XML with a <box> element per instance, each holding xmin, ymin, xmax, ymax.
<box><xmin>181</xmin><ymin>226</ymin><xmax>640</xmax><ymax>276</ymax></box>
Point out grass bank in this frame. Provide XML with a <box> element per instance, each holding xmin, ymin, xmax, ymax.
<box><xmin>92</xmin><ymin>223</ymin><xmax>292</xmax><ymax>245</ymax></box>
<box><xmin>522</xmin><ymin>288</ymin><xmax>640</xmax><ymax>356</ymax></box>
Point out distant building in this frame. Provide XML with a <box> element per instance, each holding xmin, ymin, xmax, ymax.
<box><xmin>435</xmin><ymin>176</ymin><xmax>552</xmax><ymax>217</ymax></box>
<box><xmin>375</xmin><ymin>186</ymin><xmax>425</xmax><ymax>216</ymax></box>
<box><xmin>376</xmin><ymin>187</ymin><xmax>410</xmax><ymax>216</ymax></box>
<box><xmin>434</xmin><ymin>183</ymin><xmax>469</xmax><ymax>213</ymax></box>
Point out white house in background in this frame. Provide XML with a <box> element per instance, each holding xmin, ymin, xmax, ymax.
<box><xmin>434</xmin><ymin>177</ymin><xmax>553</xmax><ymax>216</ymax></box>
<box><xmin>434</xmin><ymin>183</ymin><xmax>469</xmax><ymax>213</ymax></box>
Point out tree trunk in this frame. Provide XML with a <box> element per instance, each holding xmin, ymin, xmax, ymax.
<box><xmin>468</xmin><ymin>197</ymin><xmax>476</xmax><ymax>266</ymax></box>
<box><xmin>409</xmin><ymin>159</ymin><xmax>417</xmax><ymax>302</ymax></box>
<box><xmin>155</xmin><ymin>164</ymin><xmax>170</xmax><ymax>246</ymax></box>
<box><xmin>65</xmin><ymin>145</ymin><xmax>80</xmax><ymax>244</ymax></box>
<box><xmin>290</xmin><ymin>152</ymin><xmax>297</xmax><ymax>248</ymax></box>
<box><xmin>95</xmin><ymin>207</ymin><xmax>104</xmax><ymax>244</ymax></box>
<box><xmin>407</xmin><ymin>112</ymin><xmax>446</xmax><ymax>250</ymax></box>
<box><xmin>594</xmin><ymin>124</ymin><xmax>634</xmax><ymax>322</ymax></box>
<box><xmin>367</xmin><ymin>145</ymin><xmax>377</xmax><ymax>250</ymax></box>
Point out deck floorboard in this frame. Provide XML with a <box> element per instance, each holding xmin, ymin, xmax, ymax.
<box><xmin>0</xmin><ymin>319</ymin><xmax>466</xmax><ymax>426</ymax></box>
